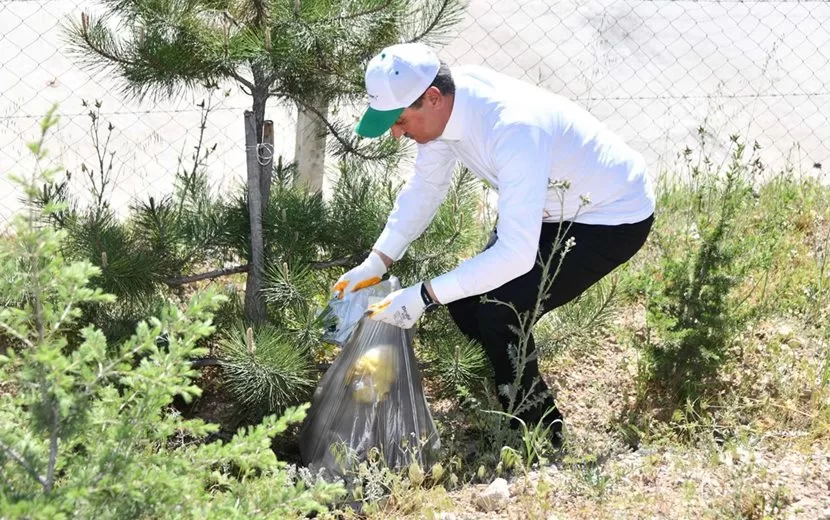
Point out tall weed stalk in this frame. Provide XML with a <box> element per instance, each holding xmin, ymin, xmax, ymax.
<box><xmin>476</xmin><ymin>181</ymin><xmax>590</xmax><ymax>465</ymax></box>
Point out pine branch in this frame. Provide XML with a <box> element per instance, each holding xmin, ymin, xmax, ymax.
<box><xmin>230</xmin><ymin>70</ymin><xmax>255</xmax><ymax>92</ymax></box>
<box><xmin>45</xmin><ymin>403</ymin><xmax>59</xmax><ymax>493</ymax></box>
<box><xmin>68</xmin><ymin>10</ymin><xmax>257</xmax><ymax>102</ymax></box>
<box><xmin>163</xmin><ymin>253</ymin><xmax>367</xmax><ymax>287</ymax></box>
<box><xmin>406</xmin><ymin>0</ymin><xmax>463</xmax><ymax>44</ymax></box>
<box><xmin>312</xmin><ymin>0</ymin><xmax>395</xmax><ymax>24</ymax></box>
<box><xmin>0</xmin><ymin>439</ymin><xmax>48</xmax><ymax>491</ymax></box>
<box><xmin>163</xmin><ymin>264</ymin><xmax>250</xmax><ymax>286</ymax></box>
<box><xmin>409</xmin><ymin>227</ymin><xmax>461</xmax><ymax>262</ymax></box>
<box><xmin>311</xmin><ymin>255</ymin><xmax>364</xmax><ymax>269</ymax></box>
<box><xmin>251</xmin><ymin>0</ymin><xmax>269</xmax><ymax>29</ymax></box>
<box><xmin>282</xmin><ymin>94</ymin><xmax>401</xmax><ymax>161</ymax></box>
<box><xmin>580</xmin><ymin>278</ymin><xmax>618</xmax><ymax>332</ymax></box>
<box><xmin>0</xmin><ymin>321</ymin><xmax>35</xmax><ymax>349</ymax></box>
<box><xmin>73</xmin><ymin>13</ymin><xmax>134</xmax><ymax>68</ymax></box>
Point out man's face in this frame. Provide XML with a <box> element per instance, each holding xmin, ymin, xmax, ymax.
<box><xmin>389</xmin><ymin>87</ymin><xmax>450</xmax><ymax>144</ymax></box>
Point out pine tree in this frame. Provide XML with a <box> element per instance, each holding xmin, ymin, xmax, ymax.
<box><xmin>1</xmin><ymin>107</ymin><xmax>344</xmax><ymax>518</ymax></box>
<box><xmin>64</xmin><ymin>0</ymin><xmax>464</xmax><ymax>323</ymax></box>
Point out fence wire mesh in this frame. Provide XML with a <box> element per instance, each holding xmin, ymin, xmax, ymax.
<box><xmin>2</xmin><ymin>0</ymin><xmax>829</xmax><ymax>224</ymax></box>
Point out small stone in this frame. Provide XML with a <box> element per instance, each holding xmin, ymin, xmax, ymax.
<box><xmin>475</xmin><ymin>477</ymin><xmax>510</xmax><ymax>512</ymax></box>
<box><xmin>543</xmin><ymin>464</ymin><xmax>561</xmax><ymax>475</ymax></box>
<box><xmin>435</xmin><ymin>513</ymin><xmax>457</xmax><ymax>520</ymax></box>
<box><xmin>786</xmin><ymin>336</ymin><xmax>804</xmax><ymax>348</ymax></box>
<box><xmin>776</xmin><ymin>324</ymin><xmax>793</xmax><ymax>339</ymax></box>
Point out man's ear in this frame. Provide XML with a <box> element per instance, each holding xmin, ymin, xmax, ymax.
<box><xmin>425</xmin><ymin>86</ymin><xmax>443</xmax><ymax>108</ymax></box>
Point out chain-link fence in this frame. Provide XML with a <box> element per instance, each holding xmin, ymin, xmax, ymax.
<box><xmin>2</xmin><ymin>0</ymin><xmax>829</xmax><ymax>224</ymax></box>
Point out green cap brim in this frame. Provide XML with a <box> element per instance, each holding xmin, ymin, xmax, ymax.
<box><xmin>355</xmin><ymin>106</ymin><xmax>404</xmax><ymax>138</ymax></box>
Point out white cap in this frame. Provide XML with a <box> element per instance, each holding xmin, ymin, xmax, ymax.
<box><xmin>355</xmin><ymin>43</ymin><xmax>441</xmax><ymax>138</ymax></box>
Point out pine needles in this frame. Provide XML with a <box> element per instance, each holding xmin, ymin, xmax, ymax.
<box><xmin>217</xmin><ymin>322</ymin><xmax>316</xmax><ymax>417</ymax></box>
<box><xmin>430</xmin><ymin>338</ymin><xmax>491</xmax><ymax>398</ymax></box>
<box><xmin>535</xmin><ymin>277</ymin><xmax>620</xmax><ymax>356</ymax></box>
<box><xmin>63</xmin><ymin>0</ymin><xmax>465</xmax><ymax>113</ymax></box>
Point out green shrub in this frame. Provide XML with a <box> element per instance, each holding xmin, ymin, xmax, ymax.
<box><xmin>417</xmin><ymin>307</ymin><xmax>492</xmax><ymax>400</ymax></box>
<box><xmin>639</xmin><ymin>134</ymin><xmax>757</xmax><ymax>404</ymax></box>
<box><xmin>34</xmin><ymin>100</ymin><xmax>487</xmax><ymax>422</ymax></box>
<box><xmin>430</xmin><ymin>338</ymin><xmax>491</xmax><ymax>399</ymax></box>
<box><xmin>0</xmin><ymin>108</ymin><xmax>343</xmax><ymax>518</ymax></box>
<box><xmin>324</xmin><ymin>158</ymin><xmax>397</xmax><ymax>261</ymax></box>
<box><xmin>262</xmin><ymin>259</ymin><xmax>333</xmax><ymax>355</ymax></box>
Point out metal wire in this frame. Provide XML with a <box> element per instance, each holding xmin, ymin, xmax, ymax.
<box><xmin>2</xmin><ymin>0</ymin><xmax>828</xmax><ymax>223</ymax></box>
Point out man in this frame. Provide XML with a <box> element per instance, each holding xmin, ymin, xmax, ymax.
<box><xmin>333</xmin><ymin>42</ymin><xmax>655</xmax><ymax>442</ymax></box>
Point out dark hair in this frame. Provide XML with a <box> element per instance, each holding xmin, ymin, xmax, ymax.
<box><xmin>409</xmin><ymin>61</ymin><xmax>455</xmax><ymax>108</ymax></box>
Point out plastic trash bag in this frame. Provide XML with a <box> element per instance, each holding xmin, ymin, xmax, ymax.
<box><xmin>320</xmin><ymin>281</ymin><xmax>381</xmax><ymax>346</ymax></box>
<box><xmin>300</xmin><ymin>278</ymin><xmax>441</xmax><ymax>477</ymax></box>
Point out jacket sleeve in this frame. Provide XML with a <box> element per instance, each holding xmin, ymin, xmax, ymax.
<box><xmin>373</xmin><ymin>140</ymin><xmax>457</xmax><ymax>260</ymax></box>
<box><xmin>430</xmin><ymin>123</ymin><xmax>554</xmax><ymax>304</ymax></box>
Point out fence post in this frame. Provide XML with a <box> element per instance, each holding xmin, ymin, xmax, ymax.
<box><xmin>260</xmin><ymin>120</ymin><xmax>274</xmax><ymax>209</ymax></box>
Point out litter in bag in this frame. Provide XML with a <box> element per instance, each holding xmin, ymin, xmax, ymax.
<box><xmin>300</xmin><ymin>278</ymin><xmax>440</xmax><ymax>477</ymax></box>
<box><xmin>320</xmin><ymin>282</ymin><xmax>379</xmax><ymax>346</ymax></box>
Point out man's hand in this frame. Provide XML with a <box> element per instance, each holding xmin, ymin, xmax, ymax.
<box><xmin>332</xmin><ymin>251</ymin><xmax>388</xmax><ymax>299</ymax></box>
<box><xmin>366</xmin><ymin>283</ymin><xmax>426</xmax><ymax>329</ymax></box>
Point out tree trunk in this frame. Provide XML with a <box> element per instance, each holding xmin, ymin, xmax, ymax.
<box><xmin>243</xmin><ymin>110</ymin><xmax>267</xmax><ymax>324</ymax></box>
<box><xmin>294</xmin><ymin>96</ymin><xmax>328</xmax><ymax>193</ymax></box>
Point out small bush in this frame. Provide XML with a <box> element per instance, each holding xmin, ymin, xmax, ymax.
<box><xmin>0</xmin><ymin>108</ymin><xmax>343</xmax><ymax>518</ymax></box>
<box><xmin>639</xmin><ymin>133</ymin><xmax>758</xmax><ymax>405</ymax></box>
<box><xmin>430</xmin><ymin>338</ymin><xmax>491</xmax><ymax>399</ymax></box>
<box><xmin>418</xmin><ymin>307</ymin><xmax>492</xmax><ymax>401</ymax></box>
<box><xmin>217</xmin><ymin>323</ymin><xmax>316</xmax><ymax>419</ymax></box>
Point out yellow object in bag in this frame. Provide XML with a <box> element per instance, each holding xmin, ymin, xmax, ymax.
<box><xmin>344</xmin><ymin>344</ymin><xmax>398</xmax><ymax>403</ymax></box>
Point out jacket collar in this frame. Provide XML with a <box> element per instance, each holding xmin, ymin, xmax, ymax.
<box><xmin>439</xmin><ymin>80</ymin><xmax>466</xmax><ymax>141</ymax></box>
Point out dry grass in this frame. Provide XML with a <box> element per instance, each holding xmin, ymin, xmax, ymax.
<box><xmin>340</xmin><ymin>307</ymin><xmax>830</xmax><ymax>520</ymax></box>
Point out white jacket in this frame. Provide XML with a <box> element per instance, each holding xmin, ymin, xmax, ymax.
<box><xmin>374</xmin><ymin>65</ymin><xmax>656</xmax><ymax>304</ymax></box>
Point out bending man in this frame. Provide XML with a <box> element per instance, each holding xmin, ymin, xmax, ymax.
<box><xmin>334</xmin><ymin>43</ymin><xmax>656</xmax><ymax>442</ymax></box>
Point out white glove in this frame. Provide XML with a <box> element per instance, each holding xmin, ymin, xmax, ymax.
<box><xmin>332</xmin><ymin>251</ymin><xmax>388</xmax><ymax>299</ymax></box>
<box><xmin>366</xmin><ymin>283</ymin><xmax>426</xmax><ymax>329</ymax></box>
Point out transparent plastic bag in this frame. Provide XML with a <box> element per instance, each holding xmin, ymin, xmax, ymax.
<box><xmin>320</xmin><ymin>281</ymin><xmax>385</xmax><ymax>346</ymax></box>
<box><xmin>300</xmin><ymin>278</ymin><xmax>441</xmax><ymax>477</ymax></box>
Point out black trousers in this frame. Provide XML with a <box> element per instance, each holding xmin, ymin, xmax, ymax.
<box><xmin>446</xmin><ymin>214</ymin><xmax>654</xmax><ymax>430</ymax></box>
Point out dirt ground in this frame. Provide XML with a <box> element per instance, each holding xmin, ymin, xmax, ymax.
<box><xmin>431</xmin><ymin>313</ymin><xmax>830</xmax><ymax>519</ymax></box>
